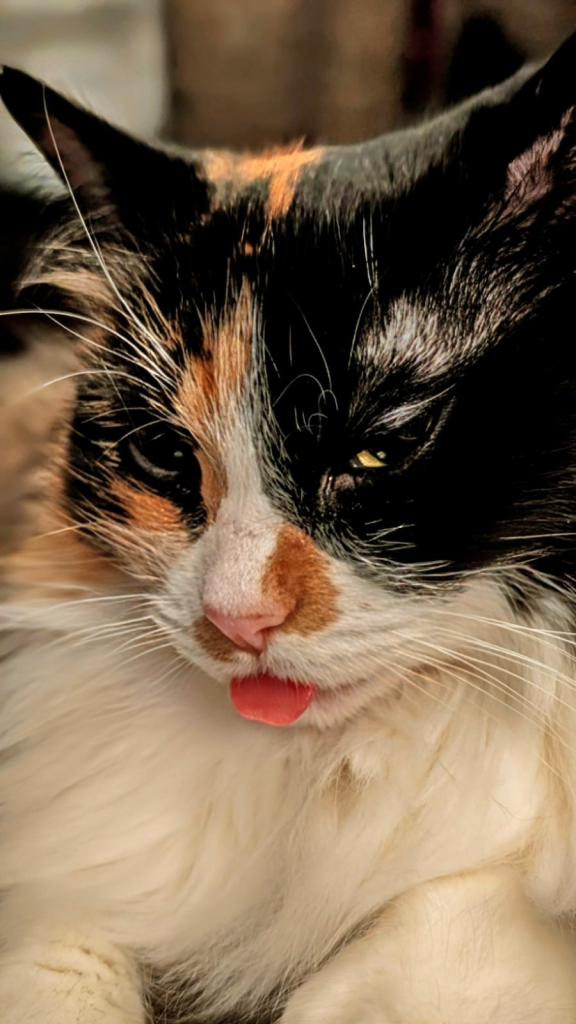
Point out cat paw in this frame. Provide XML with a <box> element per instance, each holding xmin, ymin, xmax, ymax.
<box><xmin>0</xmin><ymin>933</ymin><xmax>145</xmax><ymax>1024</ymax></box>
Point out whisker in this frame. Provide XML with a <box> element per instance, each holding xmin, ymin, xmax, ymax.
<box><xmin>288</xmin><ymin>293</ymin><xmax>336</xmax><ymax>408</ymax></box>
<box><xmin>33</xmin><ymin>307</ymin><xmax>172</xmax><ymax>395</ymax></box>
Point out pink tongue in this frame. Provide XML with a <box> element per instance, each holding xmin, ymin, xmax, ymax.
<box><xmin>230</xmin><ymin>674</ymin><xmax>316</xmax><ymax>726</ymax></box>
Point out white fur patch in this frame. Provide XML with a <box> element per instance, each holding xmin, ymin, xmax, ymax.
<box><xmin>2</xmin><ymin>552</ymin><xmax>576</xmax><ymax>1020</ymax></box>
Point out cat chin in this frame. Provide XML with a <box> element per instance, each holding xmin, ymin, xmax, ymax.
<box><xmin>294</xmin><ymin>681</ymin><xmax>385</xmax><ymax>730</ymax></box>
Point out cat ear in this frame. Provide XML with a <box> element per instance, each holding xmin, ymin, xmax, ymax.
<box><xmin>0</xmin><ymin>66</ymin><xmax>133</xmax><ymax>202</ymax></box>
<box><xmin>525</xmin><ymin>31</ymin><xmax>576</xmax><ymax>123</ymax></box>
<box><xmin>501</xmin><ymin>32</ymin><xmax>576</xmax><ymax>204</ymax></box>
<box><xmin>0</xmin><ymin>66</ymin><xmax>206</xmax><ymax>218</ymax></box>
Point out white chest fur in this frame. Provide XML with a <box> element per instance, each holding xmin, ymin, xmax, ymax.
<box><xmin>0</xmin><ymin>618</ymin><xmax>569</xmax><ymax>1016</ymax></box>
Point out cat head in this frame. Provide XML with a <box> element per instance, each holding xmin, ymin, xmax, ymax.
<box><xmin>3</xmin><ymin>34</ymin><xmax>576</xmax><ymax>729</ymax></box>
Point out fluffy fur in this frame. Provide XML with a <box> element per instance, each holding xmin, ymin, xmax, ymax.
<box><xmin>3</xmin><ymin>35</ymin><xmax>576</xmax><ymax>1023</ymax></box>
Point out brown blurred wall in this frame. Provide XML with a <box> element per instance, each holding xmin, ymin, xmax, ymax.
<box><xmin>166</xmin><ymin>0</ymin><xmax>409</xmax><ymax>148</ymax></box>
<box><xmin>446</xmin><ymin>0</ymin><xmax>576</xmax><ymax>59</ymax></box>
<box><xmin>440</xmin><ymin>0</ymin><xmax>576</xmax><ymax>102</ymax></box>
<box><xmin>166</xmin><ymin>0</ymin><xmax>576</xmax><ymax>151</ymax></box>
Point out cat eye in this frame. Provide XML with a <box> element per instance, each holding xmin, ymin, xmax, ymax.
<box><xmin>348</xmin><ymin>409</ymin><xmax>444</xmax><ymax>478</ymax></box>
<box><xmin>126</xmin><ymin>425</ymin><xmax>195</xmax><ymax>482</ymax></box>
<box><xmin>350</xmin><ymin>449</ymin><xmax>387</xmax><ymax>469</ymax></box>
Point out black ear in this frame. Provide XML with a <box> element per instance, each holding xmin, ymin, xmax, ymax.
<box><xmin>0</xmin><ymin>66</ymin><xmax>208</xmax><ymax>220</ymax></box>
<box><xmin>528</xmin><ymin>30</ymin><xmax>576</xmax><ymax>122</ymax></box>
<box><xmin>493</xmin><ymin>31</ymin><xmax>576</xmax><ymax>203</ymax></box>
<box><xmin>452</xmin><ymin>31</ymin><xmax>576</xmax><ymax>214</ymax></box>
<box><xmin>0</xmin><ymin>66</ymin><xmax>134</xmax><ymax>199</ymax></box>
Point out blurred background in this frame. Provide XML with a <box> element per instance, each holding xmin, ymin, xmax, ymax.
<box><xmin>0</xmin><ymin>0</ymin><xmax>575</xmax><ymax>171</ymax></box>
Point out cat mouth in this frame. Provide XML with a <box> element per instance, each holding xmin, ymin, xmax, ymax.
<box><xmin>229</xmin><ymin>674</ymin><xmax>358</xmax><ymax>727</ymax></box>
<box><xmin>230</xmin><ymin>674</ymin><xmax>316</xmax><ymax>726</ymax></box>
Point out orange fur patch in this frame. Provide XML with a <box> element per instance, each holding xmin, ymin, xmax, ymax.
<box><xmin>192</xmin><ymin>615</ymin><xmax>237</xmax><ymax>661</ymax></box>
<box><xmin>204</xmin><ymin>143</ymin><xmax>323</xmax><ymax>219</ymax></box>
<box><xmin>262</xmin><ymin>525</ymin><xmax>339</xmax><ymax>636</ymax></box>
<box><xmin>174</xmin><ymin>280</ymin><xmax>252</xmax><ymax>519</ymax></box>
<box><xmin>195</xmin><ymin>450</ymin><xmax>226</xmax><ymax>520</ymax></box>
<box><xmin>112</xmin><ymin>479</ymin><xmax>184</xmax><ymax>533</ymax></box>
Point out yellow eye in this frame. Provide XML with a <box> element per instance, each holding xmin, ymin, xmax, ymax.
<box><xmin>350</xmin><ymin>449</ymin><xmax>387</xmax><ymax>469</ymax></box>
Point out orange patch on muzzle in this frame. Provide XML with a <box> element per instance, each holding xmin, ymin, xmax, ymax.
<box><xmin>262</xmin><ymin>524</ymin><xmax>339</xmax><ymax>636</ymax></box>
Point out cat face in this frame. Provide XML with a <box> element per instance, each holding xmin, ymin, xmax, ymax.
<box><xmin>3</xmin><ymin>36</ymin><xmax>576</xmax><ymax>728</ymax></box>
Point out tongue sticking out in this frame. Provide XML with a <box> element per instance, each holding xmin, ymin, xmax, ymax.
<box><xmin>230</xmin><ymin>674</ymin><xmax>316</xmax><ymax>726</ymax></box>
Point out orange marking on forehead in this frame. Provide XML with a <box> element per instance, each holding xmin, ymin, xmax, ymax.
<box><xmin>112</xmin><ymin>479</ymin><xmax>184</xmax><ymax>533</ymax></box>
<box><xmin>260</xmin><ymin>145</ymin><xmax>323</xmax><ymax>218</ymax></box>
<box><xmin>203</xmin><ymin>143</ymin><xmax>323</xmax><ymax>218</ymax></box>
<box><xmin>174</xmin><ymin>280</ymin><xmax>253</xmax><ymax>519</ymax></box>
<box><xmin>175</xmin><ymin>280</ymin><xmax>252</xmax><ymax>431</ymax></box>
<box><xmin>262</xmin><ymin>525</ymin><xmax>339</xmax><ymax>636</ymax></box>
<box><xmin>204</xmin><ymin>278</ymin><xmax>253</xmax><ymax>388</ymax></box>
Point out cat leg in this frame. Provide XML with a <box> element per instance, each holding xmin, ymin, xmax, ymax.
<box><xmin>0</xmin><ymin>928</ymin><xmax>145</xmax><ymax>1023</ymax></box>
<box><xmin>281</xmin><ymin>868</ymin><xmax>576</xmax><ymax>1024</ymax></box>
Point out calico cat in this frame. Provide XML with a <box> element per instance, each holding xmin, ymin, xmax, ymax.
<box><xmin>2</xmin><ymin>30</ymin><xmax>576</xmax><ymax>1024</ymax></box>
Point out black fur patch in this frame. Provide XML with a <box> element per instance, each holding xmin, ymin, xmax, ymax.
<box><xmin>4</xmin><ymin>46</ymin><xmax>576</xmax><ymax>604</ymax></box>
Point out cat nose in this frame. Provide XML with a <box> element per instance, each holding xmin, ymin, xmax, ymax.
<box><xmin>203</xmin><ymin>605</ymin><xmax>291</xmax><ymax>653</ymax></box>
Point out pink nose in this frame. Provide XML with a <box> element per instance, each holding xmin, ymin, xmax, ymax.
<box><xmin>203</xmin><ymin>605</ymin><xmax>291</xmax><ymax>653</ymax></box>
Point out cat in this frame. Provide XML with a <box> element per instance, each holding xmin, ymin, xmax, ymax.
<box><xmin>2</xmin><ymin>28</ymin><xmax>576</xmax><ymax>1024</ymax></box>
